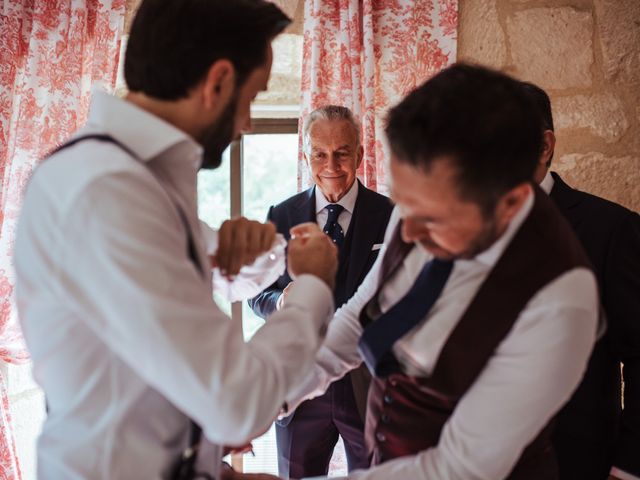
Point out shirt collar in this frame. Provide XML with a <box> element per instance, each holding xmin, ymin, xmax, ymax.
<box><xmin>315</xmin><ymin>179</ymin><xmax>359</xmax><ymax>214</ymax></box>
<box><xmin>85</xmin><ymin>90</ymin><xmax>203</xmax><ymax>166</ymax></box>
<box><xmin>540</xmin><ymin>170</ymin><xmax>555</xmax><ymax>194</ymax></box>
<box><xmin>471</xmin><ymin>189</ymin><xmax>535</xmax><ymax>267</ymax></box>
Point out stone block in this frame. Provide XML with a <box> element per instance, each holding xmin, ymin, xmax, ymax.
<box><xmin>594</xmin><ymin>0</ymin><xmax>640</xmax><ymax>84</ymax></box>
<box><xmin>270</xmin><ymin>0</ymin><xmax>300</xmax><ymax>19</ymax></box>
<box><xmin>554</xmin><ymin>93</ymin><xmax>629</xmax><ymax>143</ymax></box>
<box><xmin>124</xmin><ymin>0</ymin><xmax>140</xmax><ymax>34</ymax></box>
<box><xmin>556</xmin><ymin>152</ymin><xmax>640</xmax><ymax>211</ymax></box>
<box><xmin>256</xmin><ymin>34</ymin><xmax>303</xmax><ymax>106</ymax></box>
<box><xmin>458</xmin><ymin>0</ymin><xmax>507</xmax><ymax>68</ymax></box>
<box><xmin>271</xmin><ymin>0</ymin><xmax>304</xmax><ymax>35</ymax></box>
<box><xmin>507</xmin><ymin>7</ymin><xmax>593</xmax><ymax>89</ymax></box>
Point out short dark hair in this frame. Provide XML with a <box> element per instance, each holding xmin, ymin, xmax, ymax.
<box><xmin>385</xmin><ymin>63</ymin><xmax>543</xmax><ymax>214</ymax></box>
<box><xmin>520</xmin><ymin>81</ymin><xmax>554</xmax><ymax>131</ymax></box>
<box><xmin>125</xmin><ymin>0</ymin><xmax>291</xmax><ymax>100</ymax></box>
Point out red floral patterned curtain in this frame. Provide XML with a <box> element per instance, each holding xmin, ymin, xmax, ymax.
<box><xmin>299</xmin><ymin>0</ymin><xmax>458</xmax><ymax>194</ymax></box>
<box><xmin>0</xmin><ymin>1</ymin><xmax>125</xmax><ymax>477</ymax></box>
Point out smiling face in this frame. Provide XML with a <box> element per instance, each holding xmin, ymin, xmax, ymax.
<box><xmin>390</xmin><ymin>156</ymin><xmax>529</xmax><ymax>260</ymax></box>
<box><xmin>305</xmin><ymin>119</ymin><xmax>363</xmax><ymax>203</ymax></box>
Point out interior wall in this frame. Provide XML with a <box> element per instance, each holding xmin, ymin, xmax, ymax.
<box><xmin>458</xmin><ymin>0</ymin><xmax>640</xmax><ymax>211</ymax></box>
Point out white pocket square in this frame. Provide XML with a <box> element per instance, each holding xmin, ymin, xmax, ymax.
<box><xmin>371</xmin><ymin>243</ymin><xmax>384</xmax><ymax>251</ymax></box>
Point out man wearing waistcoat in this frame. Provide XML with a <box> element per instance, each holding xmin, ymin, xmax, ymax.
<box><xmin>521</xmin><ymin>81</ymin><xmax>640</xmax><ymax>480</ymax></box>
<box><xmin>283</xmin><ymin>64</ymin><xmax>599</xmax><ymax>479</ymax></box>
<box><xmin>249</xmin><ymin>106</ymin><xmax>393</xmax><ymax>479</ymax></box>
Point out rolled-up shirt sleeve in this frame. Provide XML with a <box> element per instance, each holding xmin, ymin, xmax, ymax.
<box><xmin>59</xmin><ymin>171</ymin><xmax>334</xmax><ymax>446</ymax></box>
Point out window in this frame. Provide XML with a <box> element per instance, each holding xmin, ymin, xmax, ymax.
<box><xmin>197</xmin><ymin>118</ymin><xmax>299</xmax><ymax>327</ymax></box>
<box><xmin>198</xmin><ymin>120</ymin><xmax>299</xmax><ymax>475</ymax></box>
<box><xmin>198</xmin><ymin>119</ymin><xmax>349</xmax><ymax>476</ymax></box>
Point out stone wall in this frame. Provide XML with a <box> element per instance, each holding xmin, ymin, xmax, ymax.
<box><xmin>458</xmin><ymin>0</ymin><xmax>640</xmax><ymax>212</ymax></box>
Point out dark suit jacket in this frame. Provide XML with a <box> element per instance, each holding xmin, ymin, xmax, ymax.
<box><xmin>248</xmin><ymin>180</ymin><xmax>393</xmax><ymax>421</ymax></box>
<box><xmin>549</xmin><ymin>172</ymin><xmax>640</xmax><ymax>479</ymax></box>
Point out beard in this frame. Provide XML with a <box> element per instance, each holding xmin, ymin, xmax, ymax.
<box><xmin>458</xmin><ymin>217</ymin><xmax>501</xmax><ymax>259</ymax></box>
<box><xmin>418</xmin><ymin>216</ymin><xmax>501</xmax><ymax>261</ymax></box>
<box><xmin>199</xmin><ymin>90</ymin><xmax>239</xmax><ymax>170</ymax></box>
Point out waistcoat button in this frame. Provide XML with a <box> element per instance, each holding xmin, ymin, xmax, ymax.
<box><xmin>383</xmin><ymin>394</ymin><xmax>393</xmax><ymax>404</ymax></box>
<box><xmin>381</xmin><ymin>414</ymin><xmax>390</xmax><ymax>424</ymax></box>
<box><xmin>376</xmin><ymin>432</ymin><xmax>387</xmax><ymax>442</ymax></box>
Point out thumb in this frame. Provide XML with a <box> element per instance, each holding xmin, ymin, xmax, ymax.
<box><xmin>290</xmin><ymin>222</ymin><xmax>320</xmax><ymax>238</ymax></box>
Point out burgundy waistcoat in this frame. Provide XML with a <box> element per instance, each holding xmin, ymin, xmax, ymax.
<box><xmin>360</xmin><ymin>187</ymin><xmax>592</xmax><ymax>479</ymax></box>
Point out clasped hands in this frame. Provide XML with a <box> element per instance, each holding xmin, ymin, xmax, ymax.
<box><xmin>211</xmin><ymin>218</ymin><xmax>338</xmax><ymax>290</ymax></box>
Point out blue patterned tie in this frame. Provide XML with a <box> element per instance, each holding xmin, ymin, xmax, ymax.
<box><xmin>323</xmin><ymin>204</ymin><xmax>345</xmax><ymax>249</ymax></box>
<box><xmin>358</xmin><ymin>257</ymin><xmax>454</xmax><ymax>377</ymax></box>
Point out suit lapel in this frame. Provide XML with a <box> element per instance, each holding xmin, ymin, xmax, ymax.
<box><xmin>345</xmin><ymin>183</ymin><xmax>384</xmax><ymax>296</ymax></box>
<box><xmin>549</xmin><ymin>172</ymin><xmax>584</xmax><ymax>230</ymax></box>
<box><xmin>291</xmin><ymin>186</ymin><xmax>316</xmax><ymax>234</ymax></box>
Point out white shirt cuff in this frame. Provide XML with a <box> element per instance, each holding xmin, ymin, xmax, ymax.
<box><xmin>284</xmin><ymin>274</ymin><xmax>334</xmax><ymax>333</ymax></box>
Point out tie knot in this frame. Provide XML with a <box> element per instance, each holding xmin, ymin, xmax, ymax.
<box><xmin>326</xmin><ymin>203</ymin><xmax>344</xmax><ymax>223</ymax></box>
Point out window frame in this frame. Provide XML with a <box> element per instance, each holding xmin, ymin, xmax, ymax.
<box><xmin>228</xmin><ymin>117</ymin><xmax>299</xmax><ymax>322</ymax></box>
<box><xmin>227</xmin><ymin>117</ymin><xmax>298</xmax><ymax>472</ymax></box>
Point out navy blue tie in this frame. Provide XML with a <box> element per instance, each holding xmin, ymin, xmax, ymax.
<box><xmin>323</xmin><ymin>204</ymin><xmax>345</xmax><ymax>249</ymax></box>
<box><xmin>358</xmin><ymin>257</ymin><xmax>454</xmax><ymax>377</ymax></box>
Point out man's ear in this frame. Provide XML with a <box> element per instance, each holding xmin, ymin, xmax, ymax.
<box><xmin>541</xmin><ymin>130</ymin><xmax>556</xmax><ymax>167</ymax></box>
<box><xmin>356</xmin><ymin>144</ymin><xmax>364</xmax><ymax>169</ymax></box>
<box><xmin>495</xmin><ymin>182</ymin><xmax>532</xmax><ymax>226</ymax></box>
<box><xmin>201</xmin><ymin>59</ymin><xmax>235</xmax><ymax>111</ymax></box>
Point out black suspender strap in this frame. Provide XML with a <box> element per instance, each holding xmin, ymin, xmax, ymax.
<box><xmin>48</xmin><ymin>134</ymin><xmax>209</xmax><ymax>479</ymax></box>
<box><xmin>48</xmin><ymin>134</ymin><xmax>205</xmax><ymax>278</ymax></box>
<box><xmin>48</xmin><ymin>133</ymin><xmax>138</xmax><ymax>158</ymax></box>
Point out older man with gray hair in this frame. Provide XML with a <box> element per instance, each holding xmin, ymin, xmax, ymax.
<box><xmin>249</xmin><ymin>105</ymin><xmax>393</xmax><ymax>479</ymax></box>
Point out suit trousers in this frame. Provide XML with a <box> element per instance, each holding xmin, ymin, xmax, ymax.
<box><xmin>275</xmin><ymin>375</ymin><xmax>369</xmax><ymax>479</ymax></box>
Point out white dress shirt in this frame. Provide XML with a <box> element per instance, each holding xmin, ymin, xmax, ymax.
<box><xmin>314</xmin><ymin>178</ymin><xmax>358</xmax><ymax>233</ymax></box>
<box><xmin>540</xmin><ymin>170</ymin><xmax>555</xmax><ymax>194</ymax></box>
<box><xmin>14</xmin><ymin>91</ymin><xmax>334</xmax><ymax>480</ymax></box>
<box><xmin>290</xmin><ymin>193</ymin><xmax>599</xmax><ymax>480</ymax></box>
